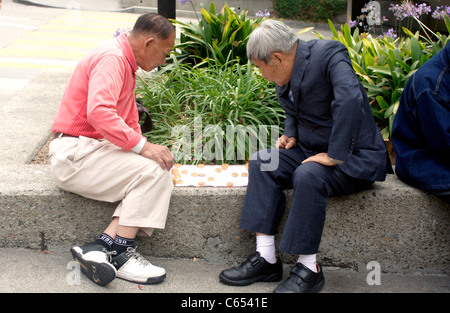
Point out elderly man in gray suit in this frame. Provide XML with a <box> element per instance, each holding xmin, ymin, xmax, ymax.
<box><xmin>219</xmin><ymin>20</ymin><xmax>391</xmax><ymax>293</ymax></box>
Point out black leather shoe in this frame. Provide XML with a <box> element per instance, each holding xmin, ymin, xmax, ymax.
<box><xmin>273</xmin><ymin>263</ymin><xmax>325</xmax><ymax>293</ymax></box>
<box><xmin>219</xmin><ymin>252</ymin><xmax>283</xmax><ymax>286</ymax></box>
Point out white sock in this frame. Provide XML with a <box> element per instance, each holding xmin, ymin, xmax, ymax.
<box><xmin>297</xmin><ymin>254</ymin><xmax>318</xmax><ymax>273</ymax></box>
<box><xmin>256</xmin><ymin>235</ymin><xmax>277</xmax><ymax>264</ymax></box>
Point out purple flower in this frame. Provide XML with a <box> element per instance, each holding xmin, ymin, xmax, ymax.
<box><xmin>178</xmin><ymin>0</ymin><xmax>192</xmax><ymax>5</ymax></box>
<box><xmin>382</xmin><ymin>28</ymin><xmax>398</xmax><ymax>40</ymax></box>
<box><xmin>389</xmin><ymin>2</ymin><xmax>431</xmax><ymax>21</ymax></box>
<box><xmin>432</xmin><ymin>5</ymin><xmax>450</xmax><ymax>20</ymax></box>
<box><xmin>349</xmin><ymin>20</ymin><xmax>358</xmax><ymax>28</ymax></box>
<box><xmin>255</xmin><ymin>9</ymin><xmax>270</xmax><ymax>18</ymax></box>
<box><xmin>113</xmin><ymin>27</ymin><xmax>130</xmax><ymax>38</ymax></box>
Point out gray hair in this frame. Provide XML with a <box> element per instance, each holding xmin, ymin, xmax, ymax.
<box><xmin>132</xmin><ymin>13</ymin><xmax>174</xmax><ymax>39</ymax></box>
<box><xmin>247</xmin><ymin>20</ymin><xmax>298</xmax><ymax>63</ymax></box>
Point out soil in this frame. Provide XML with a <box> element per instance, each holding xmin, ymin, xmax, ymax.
<box><xmin>30</xmin><ymin>137</ymin><xmax>51</xmax><ymax>164</ymax></box>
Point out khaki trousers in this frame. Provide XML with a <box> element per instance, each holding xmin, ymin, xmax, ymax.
<box><xmin>48</xmin><ymin>136</ymin><xmax>174</xmax><ymax>237</ymax></box>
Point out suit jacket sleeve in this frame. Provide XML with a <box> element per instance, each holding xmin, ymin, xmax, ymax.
<box><xmin>283</xmin><ymin>112</ymin><xmax>298</xmax><ymax>138</ymax></box>
<box><xmin>325</xmin><ymin>45</ymin><xmax>365</xmax><ymax>162</ymax></box>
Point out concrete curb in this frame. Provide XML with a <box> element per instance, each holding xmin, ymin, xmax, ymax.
<box><xmin>1</xmin><ymin>163</ymin><xmax>449</xmax><ymax>274</ymax></box>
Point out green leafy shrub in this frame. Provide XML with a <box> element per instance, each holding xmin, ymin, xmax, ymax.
<box><xmin>315</xmin><ymin>16</ymin><xmax>449</xmax><ymax>139</ymax></box>
<box><xmin>136</xmin><ymin>57</ymin><xmax>284</xmax><ymax>164</ymax></box>
<box><xmin>171</xmin><ymin>2</ymin><xmax>266</xmax><ymax>66</ymax></box>
<box><xmin>135</xmin><ymin>2</ymin><xmax>282</xmax><ymax>164</ymax></box>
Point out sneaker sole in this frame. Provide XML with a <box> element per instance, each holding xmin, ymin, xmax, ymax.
<box><xmin>117</xmin><ymin>273</ymin><xmax>167</xmax><ymax>285</ymax></box>
<box><xmin>70</xmin><ymin>247</ymin><xmax>116</xmax><ymax>286</ymax></box>
<box><xmin>219</xmin><ymin>271</ymin><xmax>282</xmax><ymax>286</ymax></box>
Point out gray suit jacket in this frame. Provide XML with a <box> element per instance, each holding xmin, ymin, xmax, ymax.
<box><xmin>276</xmin><ymin>39</ymin><xmax>390</xmax><ymax>181</ymax></box>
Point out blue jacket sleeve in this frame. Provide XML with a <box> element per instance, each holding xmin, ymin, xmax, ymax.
<box><xmin>283</xmin><ymin>112</ymin><xmax>298</xmax><ymax>138</ymax></box>
<box><xmin>326</xmin><ymin>50</ymin><xmax>365</xmax><ymax>162</ymax></box>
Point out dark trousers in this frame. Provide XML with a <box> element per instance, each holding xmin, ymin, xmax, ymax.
<box><xmin>240</xmin><ymin>146</ymin><xmax>374</xmax><ymax>255</ymax></box>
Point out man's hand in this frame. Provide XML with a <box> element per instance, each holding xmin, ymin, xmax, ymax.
<box><xmin>139</xmin><ymin>141</ymin><xmax>173</xmax><ymax>170</ymax></box>
<box><xmin>276</xmin><ymin>135</ymin><xmax>297</xmax><ymax>150</ymax></box>
<box><xmin>302</xmin><ymin>152</ymin><xmax>338</xmax><ymax>166</ymax></box>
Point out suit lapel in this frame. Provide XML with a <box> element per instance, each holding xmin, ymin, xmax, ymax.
<box><xmin>290</xmin><ymin>40</ymin><xmax>310</xmax><ymax>105</ymax></box>
<box><xmin>276</xmin><ymin>39</ymin><xmax>310</xmax><ymax>113</ymax></box>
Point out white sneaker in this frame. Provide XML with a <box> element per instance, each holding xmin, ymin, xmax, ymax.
<box><xmin>70</xmin><ymin>243</ymin><xmax>117</xmax><ymax>286</ymax></box>
<box><xmin>111</xmin><ymin>247</ymin><xmax>166</xmax><ymax>284</ymax></box>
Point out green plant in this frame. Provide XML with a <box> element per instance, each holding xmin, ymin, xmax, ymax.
<box><xmin>136</xmin><ymin>56</ymin><xmax>284</xmax><ymax>164</ymax></box>
<box><xmin>314</xmin><ymin>16</ymin><xmax>449</xmax><ymax>139</ymax></box>
<box><xmin>171</xmin><ymin>2</ymin><xmax>266</xmax><ymax>66</ymax></box>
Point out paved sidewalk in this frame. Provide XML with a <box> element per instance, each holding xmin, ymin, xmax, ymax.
<box><xmin>1</xmin><ymin>247</ymin><xmax>449</xmax><ymax>293</ymax></box>
<box><xmin>13</xmin><ymin>0</ymin><xmax>335</xmax><ymax>40</ymax></box>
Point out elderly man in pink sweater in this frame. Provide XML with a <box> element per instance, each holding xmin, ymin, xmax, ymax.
<box><xmin>49</xmin><ymin>13</ymin><xmax>175</xmax><ymax>286</ymax></box>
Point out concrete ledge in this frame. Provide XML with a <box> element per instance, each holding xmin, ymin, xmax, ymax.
<box><xmin>1</xmin><ymin>164</ymin><xmax>448</xmax><ymax>275</ymax></box>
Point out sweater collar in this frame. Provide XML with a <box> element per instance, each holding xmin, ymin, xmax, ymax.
<box><xmin>117</xmin><ymin>33</ymin><xmax>138</xmax><ymax>73</ymax></box>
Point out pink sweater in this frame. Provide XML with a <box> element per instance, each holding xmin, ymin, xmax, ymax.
<box><xmin>52</xmin><ymin>33</ymin><xmax>143</xmax><ymax>151</ymax></box>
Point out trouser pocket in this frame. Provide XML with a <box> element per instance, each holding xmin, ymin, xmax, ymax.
<box><xmin>48</xmin><ymin>136</ymin><xmax>107</xmax><ymax>189</ymax></box>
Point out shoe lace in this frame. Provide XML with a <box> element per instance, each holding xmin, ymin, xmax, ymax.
<box><xmin>105</xmin><ymin>249</ymin><xmax>117</xmax><ymax>262</ymax></box>
<box><xmin>124</xmin><ymin>247</ymin><xmax>150</xmax><ymax>267</ymax></box>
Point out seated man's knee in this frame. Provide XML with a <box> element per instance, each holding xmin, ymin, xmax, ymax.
<box><xmin>140</xmin><ymin>159</ymin><xmax>173</xmax><ymax>184</ymax></box>
<box><xmin>293</xmin><ymin>162</ymin><xmax>327</xmax><ymax>189</ymax></box>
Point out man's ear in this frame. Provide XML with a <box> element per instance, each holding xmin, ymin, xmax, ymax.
<box><xmin>272</xmin><ymin>52</ymin><xmax>284</xmax><ymax>64</ymax></box>
<box><xmin>144</xmin><ymin>37</ymin><xmax>155</xmax><ymax>51</ymax></box>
